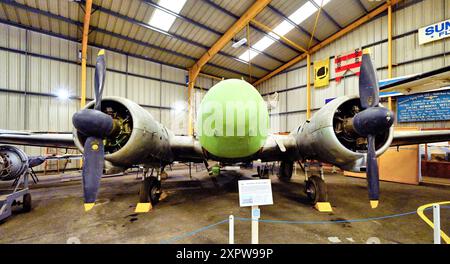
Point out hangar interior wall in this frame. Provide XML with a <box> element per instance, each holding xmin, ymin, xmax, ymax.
<box><xmin>0</xmin><ymin>22</ymin><xmax>217</xmax><ymax>170</ymax></box>
<box><xmin>256</xmin><ymin>0</ymin><xmax>450</xmax><ymax>133</ymax></box>
<box><xmin>1</xmin><ymin>0</ymin><xmax>449</xmax><ymax>171</ymax></box>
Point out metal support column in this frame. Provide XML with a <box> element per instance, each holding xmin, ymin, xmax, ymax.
<box><xmin>80</xmin><ymin>0</ymin><xmax>93</xmax><ymax>108</ymax></box>
<box><xmin>387</xmin><ymin>2</ymin><xmax>393</xmax><ymax>110</ymax></box>
<box><xmin>306</xmin><ymin>54</ymin><xmax>311</xmax><ymax>119</ymax></box>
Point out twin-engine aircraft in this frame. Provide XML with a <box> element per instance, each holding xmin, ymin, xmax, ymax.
<box><xmin>1</xmin><ymin>49</ymin><xmax>449</xmax><ymax>212</ymax></box>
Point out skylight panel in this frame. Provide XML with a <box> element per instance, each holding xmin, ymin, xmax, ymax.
<box><xmin>148</xmin><ymin>0</ymin><xmax>187</xmax><ymax>31</ymax></box>
<box><xmin>238</xmin><ymin>49</ymin><xmax>258</xmax><ymax>62</ymax></box>
<box><xmin>289</xmin><ymin>1</ymin><xmax>317</xmax><ymax>25</ymax></box>
<box><xmin>238</xmin><ymin>0</ymin><xmax>333</xmax><ymax>62</ymax></box>
<box><xmin>252</xmin><ymin>37</ymin><xmax>275</xmax><ymax>51</ymax></box>
<box><xmin>272</xmin><ymin>20</ymin><xmax>295</xmax><ymax>38</ymax></box>
<box><xmin>313</xmin><ymin>0</ymin><xmax>331</xmax><ymax>6</ymax></box>
<box><xmin>159</xmin><ymin>0</ymin><xmax>187</xmax><ymax>13</ymax></box>
<box><xmin>149</xmin><ymin>10</ymin><xmax>177</xmax><ymax>31</ymax></box>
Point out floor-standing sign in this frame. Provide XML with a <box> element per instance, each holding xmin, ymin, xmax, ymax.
<box><xmin>238</xmin><ymin>179</ymin><xmax>273</xmax><ymax>244</ymax></box>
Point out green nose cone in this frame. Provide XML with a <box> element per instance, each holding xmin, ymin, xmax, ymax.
<box><xmin>197</xmin><ymin>79</ymin><xmax>269</xmax><ymax>159</ymax></box>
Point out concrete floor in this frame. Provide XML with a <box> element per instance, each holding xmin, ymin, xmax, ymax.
<box><xmin>0</xmin><ymin>165</ymin><xmax>449</xmax><ymax>244</ymax></box>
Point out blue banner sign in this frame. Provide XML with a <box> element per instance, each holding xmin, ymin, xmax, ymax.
<box><xmin>397</xmin><ymin>90</ymin><xmax>450</xmax><ymax>122</ymax></box>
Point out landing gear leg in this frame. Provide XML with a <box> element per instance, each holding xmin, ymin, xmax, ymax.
<box><xmin>303</xmin><ymin>161</ymin><xmax>332</xmax><ymax>212</ymax></box>
<box><xmin>160</xmin><ymin>165</ymin><xmax>168</xmax><ymax>180</ymax></box>
<box><xmin>139</xmin><ymin>169</ymin><xmax>161</xmax><ymax>206</ymax></box>
<box><xmin>277</xmin><ymin>161</ymin><xmax>293</xmax><ymax>182</ymax></box>
<box><xmin>256</xmin><ymin>164</ymin><xmax>270</xmax><ymax>179</ymax></box>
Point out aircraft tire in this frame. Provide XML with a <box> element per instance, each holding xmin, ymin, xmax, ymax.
<box><xmin>305</xmin><ymin>176</ymin><xmax>328</xmax><ymax>204</ymax></box>
<box><xmin>278</xmin><ymin>161</ymin><xmax>293</xmax><ymax>182</ymax></box>
<box><xmin>22</xmin><ymin>193</ymin><xmax>32</xmax><ymax>212</ymax></box>
<box><xmin>139</xmin><ymin>177</ymin><xmax>161</xmax><ymax>205</ymax></box>
<box><xmin>257</xmin><ymin>166</ymin><xmax>270</xmax><ymax>179</ymax></box>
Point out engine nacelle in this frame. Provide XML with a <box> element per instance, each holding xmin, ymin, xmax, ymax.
<box><xmin>0</xmin><ymin>146</ymin><xmax>29</xmax><ymax>181</ymax></box>
<box><xmin>292</xmin><ymin>95</ymin><xmax>394</xmax><ymax>172</ymax></box>
<box><xmin>73</xmin><ymin>96</ymin><xmax>173</xmax><ymax>168</ymax></box>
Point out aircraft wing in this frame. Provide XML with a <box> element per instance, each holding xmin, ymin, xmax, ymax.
<box><xmin>169</xmin><ymin>135</ymin><xmax>205</xmax><ymax>163</ymax></box>
<box><xmin>169</xmin><ymin>134</ymin><xmax>301</xmax><ymax>163</ymax></box>
<box><xmin>256</xmin><ymin>134</ymin><xmax>299</xmax><ymax>162</ymax></box>
<box><xmin>391</xmin><ymin>129</ymin><xmax>450</xmax><ymax>146</ymax></box>
<box><xmin>0</xmin><ymin>130</ymin><xmax>75</xmax><ymax>148</ymax></box>
<box><xmin>254</xmin><ymin>130</ymin><xmax>450</xmax><ymax>162</ymax></box>
<box><xmin>380</xmin><ymin>65</ymin><xmax>450</xmax><ymax>94</ymax></box>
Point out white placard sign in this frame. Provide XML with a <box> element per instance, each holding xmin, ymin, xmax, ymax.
<box><xmin>418</xmin><ymin>19</ymin><xmax>450</xmax><ymax>45</ymax></box>
<box><xmin>238</xmin><ymin>179</ymin><xmax>273</xmax><ymax>207</ymax></box>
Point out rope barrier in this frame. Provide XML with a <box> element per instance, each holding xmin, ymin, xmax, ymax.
<box><xmin>160</xmin><ymin>219</ymin><xmax>229</xmax><ymax>244</ymax></box>
<box><xmin>160</xmin><ymin>206</ymin><xmax>450</xmax><ymax>244</ymax></box>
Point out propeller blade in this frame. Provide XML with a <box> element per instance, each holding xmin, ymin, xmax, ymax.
<box><xmin>366</xmin><ymin>134</ymin><xmax>380</xmax><ymax>209</ymax></box>
<box><xmin>359</xmin><ymin>50</ymin><xmax>379</xmax><ymax>109</ymax></box>
<box><xmin>82</xmin><ymin>136</ymin><xmax>104</xmax><ymax>211</ymax></box>
<box><xmin>94</xmin><ymin>49</ymin><xmax>106</xmax><ymax>110</ymax></box>
<box><xmin>72</xmin><ymin>49</ymin><xmax>110</xmax><ymax>211</ymax></box>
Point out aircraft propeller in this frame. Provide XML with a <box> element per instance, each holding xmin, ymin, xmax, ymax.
<box><xmin>72</xmin><ymin>50</ymin><xmax>114</xmax><ymax>211</ymax></box>
<box><xmin>352</xmin><ymin>50</ymin><xmax>394</xmax><ymax>208</ymax></box>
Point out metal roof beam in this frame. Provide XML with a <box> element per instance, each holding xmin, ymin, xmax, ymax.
<box><xmin>141</xmin><ymin>0</ymin><xmax>285</xmax><ymax>64</ymax></box>
<box><xmin>309</xmin><ymin>0</ymin><xmax>342</xmax><ymax>29</ymax></box>
<box><xmin>251</xmin><ymin>19</ymin><xmax>308</xmax><ymax>53</ymax></box>
<box><xmin>253</xmin><ymin>0</ymin><xmax>401</xmax><ymax>86</ymax></box>
<box><xmin>200</xmin><ymin>0</ymin><xmax>300</xmax><ymax>54</ymax></box>
<box><xmin>187</xmin><ymin>0</ymin><xmax>271</xmax><ymax>136</ymax></box>
<box><xmin>267</xmin><ymin>4</ymin><xmax>321</xmax><ymax>43</ymax></box>
<box><xmin>189</xmin><ymin>0</ymin><xmax>271</xmax><ymax>81</ymax></box>
<box><xmin>82</xmin><ymin>1</ymin><xmax>271</xmax><ymax>73</ymax></box>
<box><xmin>0</xmin><ymin>0</ymin><xmax>252</xmax><ymax>78</ymax></box>
<box><xmin>0</xmin><ymin>17</ymin><xmax>222</xmax><ymax>82</ymax></box>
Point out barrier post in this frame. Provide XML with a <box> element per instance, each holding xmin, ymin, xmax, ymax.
<box><xmin>229</xmin><ymin>215</ymin><xmax>234</xmax><ymax>244</ymax></box>
<box><xmin>433</xmin><ymin>204</ymin><xmax>441</xmax><ymax>244</ymax></box>
<box><xmin>251</xmin><ymin>205</ymin><xmax>260</xmax><ymax>244</ymax></box>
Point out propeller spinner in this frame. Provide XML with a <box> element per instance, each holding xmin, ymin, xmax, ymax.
<box><xmin>72</xmin><ymin>50</ymin><xmax>114</xmax><ymax>211</ymax></box>
<box><xmin>352</xmin><ymin>49</ymin><xmax>394</xmax><ymax>209</ymax></box>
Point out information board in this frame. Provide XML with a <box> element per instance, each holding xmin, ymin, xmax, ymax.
<box><xmin>238</xmin><ymin>179</ymin><xmax>273</xmax><ymax>207</ymax></box>
<box><xmin>418</xmin><ymin>18</ymin><xmax>450</xmax><ymax>45</ymax></box>
<box><xmin>397</xmin><ymin>90</ymin><xmax>450</xmax><ymax>123</ymax></box>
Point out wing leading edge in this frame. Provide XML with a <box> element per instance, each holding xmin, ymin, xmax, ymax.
<box><xmin>169</xmin><ymin>135</ymin><xmax>205</xmax><ymax>163</ymax></box>
<box><xmin>380</xmin><ymin>65</ymin><xmax>450</xmax><ymax>94</ymax></box>
<box><xmin>255</xmin><ymin>130</ymin><xmax>450</xmax><ymax>162</ymax></box>
<box><xmin>0</xmin><ymin>130</ymin><xmax>75</xmax><ymax>148</ymax></box>
<box><xmin>391</xmin><ymin>129</ymin><xmax>450</xmax><ymax>146</ymax></box>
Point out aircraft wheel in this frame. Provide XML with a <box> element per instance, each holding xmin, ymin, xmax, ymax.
<box><xmin>22</xmin><ymin>193</ymin><xmax>32</xmax><ymax>212</ymax></box>
<box><xmin>139</xmin><ymin>177</ymin><xmax>161</xmax><ymax>205</ymax></box>
<box><xmin>257</xmin><ymin>166</ymin><xmax>269</xmax><ymax>179</ymax></box>
<box><xmin>278</xmin><ymin>161</ymin><xmax>293</xmax><ymax>182</ymax></box>
<box><xmin>305</xmin><ymin>176</ymin><xmax>328</xmax><ymax>204</ymax></box>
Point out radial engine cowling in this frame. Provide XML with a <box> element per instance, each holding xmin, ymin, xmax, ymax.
<box><xmin>73</xmin><ymin>96</ymin><xmax>173</xmax><ymax>168</ymax></box>
<box><xmin>292</xmin><ymin>95</ymin><xmax>394</xmax><ymax>172</ymax></box>
<box><xmin>0</xmin><ymin>145</ymin><xmax>29</xmax><ymax>181</ymax></box>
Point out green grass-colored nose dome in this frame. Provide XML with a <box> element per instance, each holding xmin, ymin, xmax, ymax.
<box><xmin>196</xmin><ymin>79</ymin><xmax>269</xmax><ymax>159</ymax></box>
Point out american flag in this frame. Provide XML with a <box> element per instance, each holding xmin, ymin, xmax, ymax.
<box><xmin>335</xmin><ymin>49</ymin><xmax>363</xmax><ymax>83</ymax></box>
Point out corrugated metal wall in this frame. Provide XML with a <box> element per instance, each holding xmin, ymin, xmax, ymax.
<box><xmin>1</xmin><ymin>0</ymin><xmax>449</xmax><ymax>171</ymax></box>
<box><xmin>257</xmin><ymin>0</ymin><xmax>450</xmax><ymax>133</ymax></box>
<box><xmin>0</xmin><ymin>22</ymin><xmax>217</xmax><ymax>171</ymax></box>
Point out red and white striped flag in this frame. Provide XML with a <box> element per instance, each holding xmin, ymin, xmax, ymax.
<box><xmin>334</xmin><ymin>49</ymin><xmax>363</xmax><ymax>83</ymax></box>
